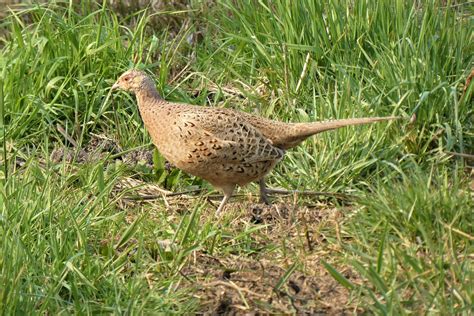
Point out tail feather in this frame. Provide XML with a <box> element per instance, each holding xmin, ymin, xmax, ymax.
<box><xmin>294</xmin><ymin>116</ymin><xmax>400</xmax><ymax>135</ymax></box>
<box><xmin>274</xmin><ymin>116</ymin><xmax>400</xmax><ymax>149</ymax></box>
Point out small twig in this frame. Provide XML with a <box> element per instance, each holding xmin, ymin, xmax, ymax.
<box><xmin>168</xmin><ymin>61</ymin><xmax>192</xmax><ymax>85</ymax></box>
<box><xmin>89</xmin><ymin>132</ymin><xmax>115</xmax><ymax>142</ymax></box>
<box><xmin>167</xmin><ymin>188</ymin><xmax>204</xmax><ymax>197</ymax></box>
<box><xmin>122</xmin><ymin>188</ymin><xmax>204</xmax><ymax>201</ymax></box>
<box><xmin>442</xmin><ymin>222</ymin><xmax>474</xmax><ymax>241</ymax></box>
<box><xmin>178</xmin><ymin>269</ymin><xmax>195</xmax><ymax>283</ymax></box>
<box><xmin>305</xmin><ymin>225</ymin><xmax>313</xmax><ymax>252</ymax></box>
<box><xmin>206</xmin><ymin>196</ymin><xmax>217</xmax><ymax>209</ymax></box>
<box><xmin>266</xmin><ymin>188</ymin><xmax>353</xmax><ymax>199</ymax></box>
<box><xmin>108</xmin><ymin>144</ymin><xmax>152</xmax><ymax>160</ymax></box>
<box><xmin>207</xmin><ymin>193</ymin><xmax>247</xmax><ymax>200</ymax></box>
<box><xmin>122</xmin><ymin>195</ymin><xmax>166</xmax><ymax>201</ymax></box>
<box><xmin>161</xmin><ymin>193</ymin><xmax>170</xmax><ymax>208</ymax></box>
<box><xmin>56</xmin><ymin>124</ymin><xmax>78</xmax><ymax>147</ymax></box>
<box><xmin>335</xmin><ymin>219</ymin><xmax>342</xmax><ymax>244</ymax></box>
<box><xmin>295</xmin><ymin>52</ymin><xmax>311</xmax><ymax>93</ymax></box>
<box><xmin>445</xmin><ymin>151</ymin><xmax>474</xmax><ymax>160</ymax></box>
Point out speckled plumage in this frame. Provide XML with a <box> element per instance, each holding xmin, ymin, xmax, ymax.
<box><xmin>113</xmin><ymin>69</ymin><xmax>398</xmax><ymax>214</ymax></box>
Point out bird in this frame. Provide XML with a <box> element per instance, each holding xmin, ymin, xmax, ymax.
<box><xmin>112</xmin><ymin>69</ymin><xmax>399</xmax><ymax>215</ymax></box>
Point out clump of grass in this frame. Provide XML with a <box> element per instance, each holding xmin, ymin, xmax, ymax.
<box><xmin>343</xmin><ymin>168</ymin><xmax>473</xmax><ymax>313</ymax></box>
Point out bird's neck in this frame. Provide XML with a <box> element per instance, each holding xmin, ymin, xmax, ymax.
<box><xmin>136</xmin><ymin>84</ymin><xmax>164</xmax><ymax>109</ymax></box>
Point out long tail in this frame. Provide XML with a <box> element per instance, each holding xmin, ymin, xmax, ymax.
<box><xmin>274</xmin><ymin>116</ymin><xmax>400</xmax><ymax>149</ymax></box>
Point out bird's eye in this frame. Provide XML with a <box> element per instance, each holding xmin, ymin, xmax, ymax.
<box><xmin>124</xmin><ymin>77</ymin><xmax>129</xmax><ymax>82</ymax></box>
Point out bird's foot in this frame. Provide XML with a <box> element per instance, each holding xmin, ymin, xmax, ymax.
<box><xmin>259</xmin><ymin>190</ymin><xmax>272</xmax><ymax>205</ymax></box>
<box><xmin>258</xmin><ymin>178</ymin><xmax>272</xmax><ymax>205</ymax></box>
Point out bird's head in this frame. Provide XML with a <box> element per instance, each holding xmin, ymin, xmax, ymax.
<box><xmin>112</xmin><ymin>69</ymin><xmax>154</xmax><ymax>94</ymax></box>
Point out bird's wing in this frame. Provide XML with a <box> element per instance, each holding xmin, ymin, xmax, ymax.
<box><xmin>176</xmin><ymin>109</ymin><xmax>284</xmax><ymax>165</ymax></box>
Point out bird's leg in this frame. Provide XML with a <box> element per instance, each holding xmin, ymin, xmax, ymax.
<box><xmin>258</xmin><ymin>178</ymin><xmax>271</xmax><ymax>205</ymax></box>
<box><xmin>215</xmin><ymin>185</ymin><xmax>235</xmax><ymax>216</ymax></box>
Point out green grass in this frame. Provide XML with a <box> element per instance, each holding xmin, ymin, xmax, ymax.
<box><xmin>1</xmin><ymin>0</ymin><xmax>472</xmax><ymax>314</ymax></box>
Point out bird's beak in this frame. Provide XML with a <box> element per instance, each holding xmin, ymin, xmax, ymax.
<box><xmin>111</xmin><ymin>82</ymin><xmax>120</xmax><ymax>90</ymax></box>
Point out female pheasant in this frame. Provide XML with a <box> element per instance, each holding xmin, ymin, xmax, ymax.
<box><xmin>112</xmin><ymin>69</ymin><xmax>398</xmax><ymax>215</ymax></box>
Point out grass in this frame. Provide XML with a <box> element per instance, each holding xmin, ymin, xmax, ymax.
<box><xmin>1</xmin><ymin>0</ymin><xmax>472</xmax><ymax>314</ymax></box>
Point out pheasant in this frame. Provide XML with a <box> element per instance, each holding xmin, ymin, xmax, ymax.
<box><xmin>112</xmin><ymin>69</ymin><xmax>399</xmax><ymax>215</ymax></box>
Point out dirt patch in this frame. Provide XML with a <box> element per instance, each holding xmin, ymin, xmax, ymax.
<box><xmin>50</xmin><ymin>133</ymin><xmax>154</xmax><ymax>168</ymax></box>
<box><xmin>109</xmin><ymin>180</ymin><xmax>359</xmax><ymax>314</ymax></box>
<box><xmin>182</xmin><ymin>251</ymin><xmax>358</xmax><ymax>314</ymax></box>
<box><xmin>174</xmin><ymin>202</ymin><xmax>360</xmax><ymax>314</ymax></box>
